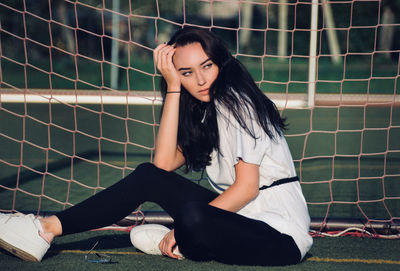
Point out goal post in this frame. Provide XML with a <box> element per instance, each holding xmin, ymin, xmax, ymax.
<box><xmin>0</xmin><ymin>0</ymin><xmax>399</xmax><ymax>238</ymax></box>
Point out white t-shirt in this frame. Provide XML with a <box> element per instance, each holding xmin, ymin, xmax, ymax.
<box><xmin>206</xmin><ymin>101</ymin><xmax>313</xmax><ymax>259</ymax></box>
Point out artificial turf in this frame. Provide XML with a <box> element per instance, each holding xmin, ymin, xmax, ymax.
<box><xmin>1</xmin><ymin>229</ymin><xmax>400</xmax><ymax>271</ymax></box>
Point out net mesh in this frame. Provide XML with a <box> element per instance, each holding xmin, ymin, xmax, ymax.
<box><xmin>0</xmin><ymin>0</ymin><xmax>399</xmax><ymax>237</ymax></box>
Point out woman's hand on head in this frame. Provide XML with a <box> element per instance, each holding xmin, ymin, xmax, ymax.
<box><xmin>154</xmin><ymin>44</ymin><xmax>181</xmax><ymax>91</ymax></box>
<box><xmin>158</xmin><ymin>229</ymin><xmax>182</xmax><ymax>260</ymax></box>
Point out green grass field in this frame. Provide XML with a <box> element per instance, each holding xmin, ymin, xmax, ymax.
<box><xmin>1</xmin><ymin>230</ymin><xmax>400</xmax><ymax>270</ymax></box>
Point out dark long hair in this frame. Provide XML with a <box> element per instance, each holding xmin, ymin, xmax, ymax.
<box><xmin>160</xmin><ymin>27</ymin><xmax>286</xmax><ymax>172</ymax></box>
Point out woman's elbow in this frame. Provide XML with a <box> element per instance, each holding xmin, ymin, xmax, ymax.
<box><xmin>153</xmin><ymin>150</ymin><xmax>184</xmax><ymax>172</ymax></box>
<box><xmin>153</xmin><ymin>157</ymin><xmax>183</xmax><ymax>172</ymax></box>
<box><xmin>249</xmin><ymin>188</ymin><xmax>259</xmax><ymax>201</ymax></box>
<box><xmin>241</xmin><ymin>185</ymin><xmax>259</xmax><ymax>203</ymax></box>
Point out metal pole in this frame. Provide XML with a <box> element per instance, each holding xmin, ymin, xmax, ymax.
<box><xmin>323</xmin><ymin>0</ymin><xmax>341</xmax><ymax>64</ymax></box>
<box><xmin>278</xmin><ymin>0</ymin><xmax>288</xmax><ymax>59</ymax></box>
<box><xmin>111</xmin><ymin>0</ymin><xmax>120</xmax><ymax>90</ymax></box>
<box><xmin>308</xmin><ymin>0</ymin><xmax>319</xmax><ymax>108</ymax></box>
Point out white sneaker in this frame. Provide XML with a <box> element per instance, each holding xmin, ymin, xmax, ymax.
<box><xmin>0</xmin><ymin>213</ymin><xmax>50</xmax><ymax>262</ymax></box>
<box><xmin>130</xmin><ymin>224</ymin><xmax>183</xmax><ymax>258</ymax></box>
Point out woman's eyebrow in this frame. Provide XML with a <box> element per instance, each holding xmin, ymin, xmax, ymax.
<box><xmin>200</xmin><ymin>58</ymin><xmax>211</xmax><ymax>65</ymax></box>
<box><xmin>177</xmin><ymin>58</ymin><xmax>211</xmax><ymax>71</ymax></box>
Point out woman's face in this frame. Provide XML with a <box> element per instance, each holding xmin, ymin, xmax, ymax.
<box><xmin>173</xmin><ymin>42</ymin><xmax>219</xmax><ymax>102</ymax></box>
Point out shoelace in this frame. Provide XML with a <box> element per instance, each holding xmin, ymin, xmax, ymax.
<box><xmin>3</xmin><ymin>212</ymin><xmax>29</xmax><ymax>224</ymax></box>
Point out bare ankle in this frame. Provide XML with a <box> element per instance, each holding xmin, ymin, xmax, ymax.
<box><xmin>39</xmin><ymin>215</ymin><xmax>63</xmax><ymax>237</ymax></box>
<box><xmin>39</xmin><ymin>231</ymin><xmax>55</xmax><ymax>244</ymax></box>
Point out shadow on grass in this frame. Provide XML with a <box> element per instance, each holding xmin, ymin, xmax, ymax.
<box><xmin>46</xmin><ymin>232</ymin><xmax>132</xmax><ymax>260</ymax></box>
<box><xmin>0</xmin><ymin>150</ymin><xmax>149</xmax><ymax>189</ymax></box>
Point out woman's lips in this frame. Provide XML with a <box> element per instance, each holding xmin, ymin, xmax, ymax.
<box><xmin>199</xmin><ymin>88</ymin><xmax>209</xmax><ymax>94</ymax></box>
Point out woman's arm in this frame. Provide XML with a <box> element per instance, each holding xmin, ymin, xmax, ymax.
<box><xmin>153</xmin><ymin>44</ymin><xmax>185</xmax><ymax>171</ymax></box>
<box><xmin>154</xmin><ymin>92</ymin><xmax>185</xmax><ymax>171</ymax></box>
<box><xmin>209</xmin><ymin>159</ymin><xmax>260</xmax><ymax>212</ymax></box>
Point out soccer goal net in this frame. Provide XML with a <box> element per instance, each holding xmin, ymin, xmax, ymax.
<box><xmin>0</xmin><ymin>0</ymin><xmax>399</xmax><ymax>238</ymax></box>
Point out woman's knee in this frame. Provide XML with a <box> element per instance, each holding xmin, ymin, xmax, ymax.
<box><xmin>132</xmin><ymin>162</ymin><xmax>164</xmax><ymax>179</ymax></box>
<box><xmin>134</xmin><ymin>162</ymin><xmax>155</xmax><ymax>173</ymax></box>
<box><xmin>124</xmin><ymin>162</ymin><xmax>172</xmax><ymax>190</ymax></box>
<box><xmin>121</xmin><ymin>162</ymin><xmax>157</xmax><ymax>186</ymax></box>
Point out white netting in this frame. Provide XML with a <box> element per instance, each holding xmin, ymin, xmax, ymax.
<box><xmin>0</xmin><ymin>0</ymin><xmax>399</xmax><ymax>236</ymax></box>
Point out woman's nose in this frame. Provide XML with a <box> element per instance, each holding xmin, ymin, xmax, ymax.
<box><xmin>196</xmin><ymin>73</ymin><xmax>206</xmax><ymax>86</ymax></box>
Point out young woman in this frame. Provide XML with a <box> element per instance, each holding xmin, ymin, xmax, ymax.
<box><xmin>0</xmin><ymin>27</ymin><xmax>312</xmax><ymax>266</ymax></box>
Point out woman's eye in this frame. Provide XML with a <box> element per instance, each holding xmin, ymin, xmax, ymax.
<box><xmin>203</xmin><ymin>63</ymin><xmax>212</xmax><ymax>69</ymax></box>
<box><xmin>182</xmin><ymin>71</ymin><xmax>191</xmax><ymax>77</ymax></box>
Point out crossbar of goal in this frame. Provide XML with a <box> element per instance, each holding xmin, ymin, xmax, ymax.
<box><xmin>1</xmin><ymin>89</ymin><xmax>399</xmax><ymax>108</ymax></box>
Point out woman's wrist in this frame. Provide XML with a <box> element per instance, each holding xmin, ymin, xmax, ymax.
<box><xmin>166</xmin><ymin>86</ymin><xmax>181</xmax><ymax>94</ymax></box>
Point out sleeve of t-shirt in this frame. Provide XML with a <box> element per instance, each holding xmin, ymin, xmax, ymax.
<box><xmin>233</xmin><ymin>112</ymin><xmax>271</xmax><ymax>166</ymax></box>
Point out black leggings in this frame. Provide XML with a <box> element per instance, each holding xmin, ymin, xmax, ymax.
<box><xmin>56</xmin><ymin>163</ymin><xmax>301</xmax><ymax>266</ymax></box>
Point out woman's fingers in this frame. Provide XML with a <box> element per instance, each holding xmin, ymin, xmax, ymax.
<box><xmin>153</xmin><ymin>44</ymin><xmax>180</xmax><ymax>88</ymax></box>
<box><xmin>154</xmin><ymin>44</ymin><xmax>172</xmax><ymax>67</ymax></box>
<box><xmin>153</xmin><ymin>43</ymin><xmax>168</xmax><ymax>66</ymax></box>
<box><xmin>158</xmin><ymin>229</ymin><xmax>181</xmax><ymax>259</ymax></box>
<box><xmin>158</xmin><ymin>45</ymin><xmax>176</xmax><ymax>71</ymax></box>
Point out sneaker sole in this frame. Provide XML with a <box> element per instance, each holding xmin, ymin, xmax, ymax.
<box><xmin>0</xmin><ymin>237</ymin><xmax>39</xmax><ymax>262</ymax></box>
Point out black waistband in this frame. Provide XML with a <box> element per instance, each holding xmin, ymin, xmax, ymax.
<box><xmin>259</xmin><ymin>176</ymin><xmax>299</xmax><ymax>190</ymax></box>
